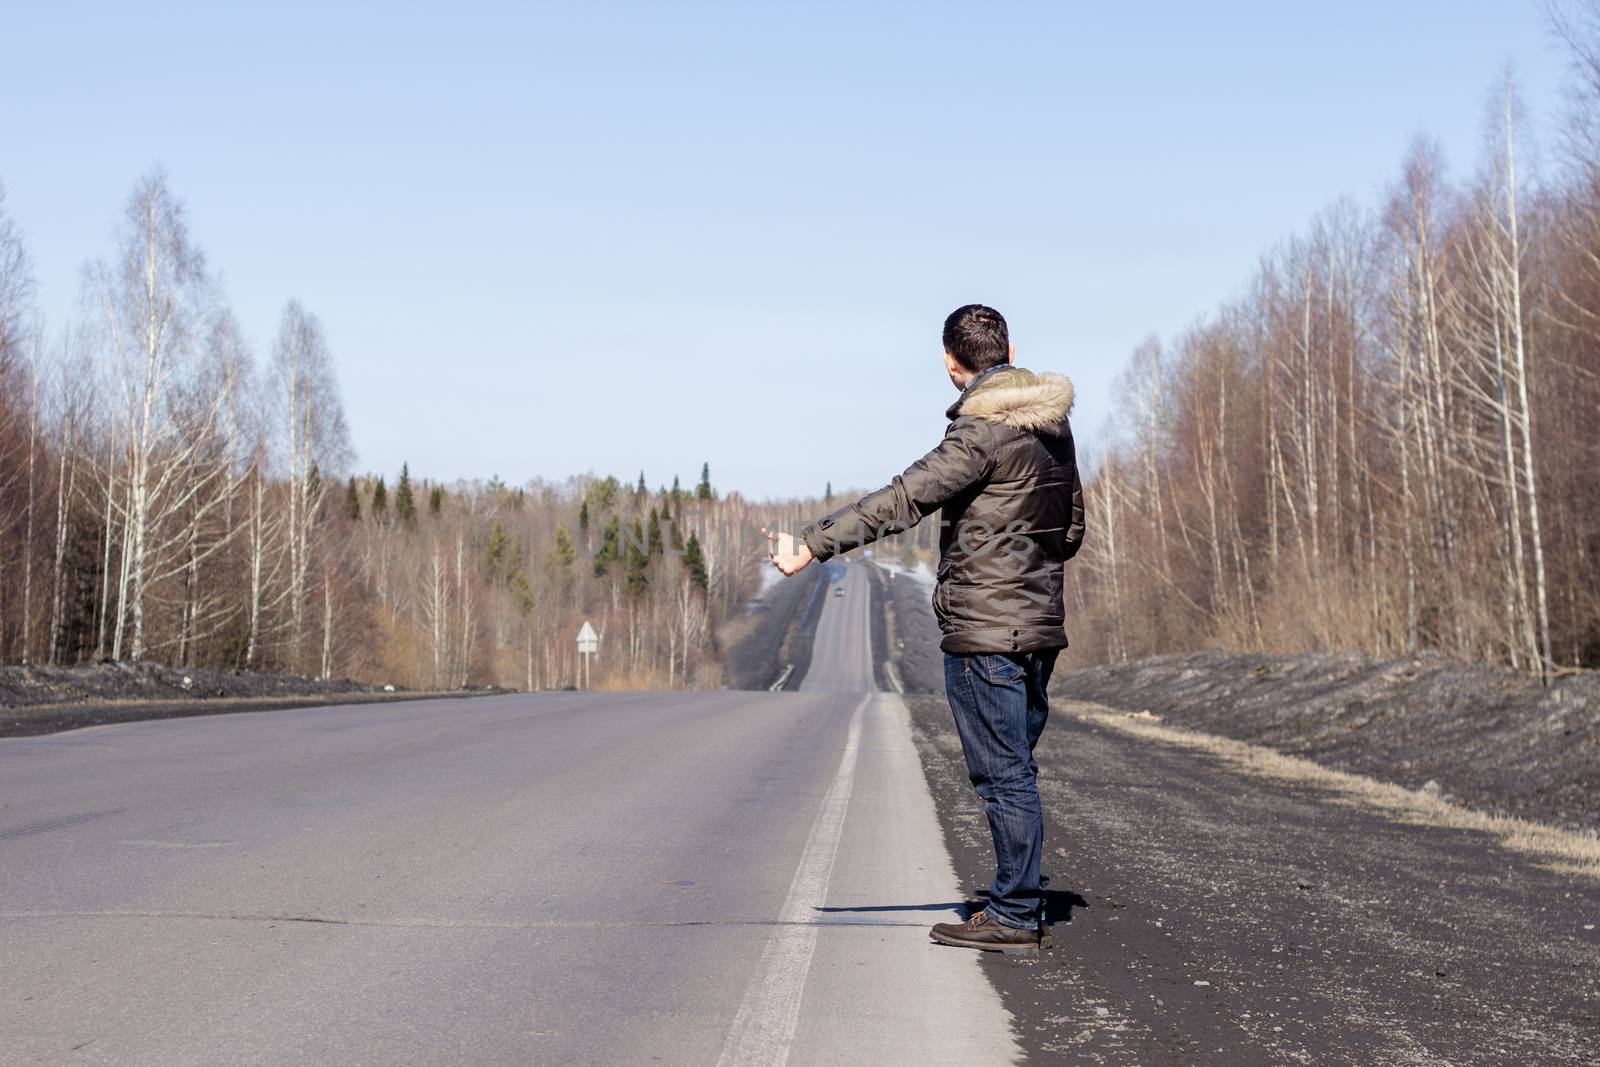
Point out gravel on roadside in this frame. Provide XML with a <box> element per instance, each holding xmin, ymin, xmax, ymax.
<box><xmin>904</xmin><ymin>692</ymin><xmax>1600</xmax><ymax>1066</ymax></box>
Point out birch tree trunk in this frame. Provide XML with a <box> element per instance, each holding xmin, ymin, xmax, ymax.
<box><xmin>321</xmin><ymin>567</ymin><xmax>335</xmax><ymax>680</ymax></box>
<box><xmin>1497</xmin><ymin>84</ymin><xmax>1553</xmax><ymax>677</ymax></box>
<box><xmin>47</xmin><ymin>396</ymin><xmax>75</xmax><ymax>665</ymax></box>
<box><xmin>270</xmin><ymin>301</ymin><xmax>351</xmax><ymax>674</ymax></box>
<box><xmin>20</xmin><ymin>365</ymin><xmax>38</xmax><ymax>664</ymax></box>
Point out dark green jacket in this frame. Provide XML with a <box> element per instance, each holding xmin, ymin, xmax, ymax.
<box><xmin>800</xmin><ymin>366</ymin><xmax>1085</xmax><ymax>654</ymax></box>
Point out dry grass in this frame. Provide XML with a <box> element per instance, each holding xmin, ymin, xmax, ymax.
<box><xmin>1066</xmin><ymin>701</ymin><xmax>1600</xmax><ymax>883</ymax></box>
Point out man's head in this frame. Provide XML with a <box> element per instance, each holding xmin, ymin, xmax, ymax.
<box><xmin>942</xmin><ymin>304</ymin><xmax>1013</xmax><ymax>388</ymax></box>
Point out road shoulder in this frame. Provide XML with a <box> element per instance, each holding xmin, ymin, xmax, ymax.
<box><xmin>742</xmin><ymin>692</ymin><xmax>1023</xmax><ymax>1065</ymax></box>
<box><xmin>905</xmin><ymin>693</ymin><xmax>1600</xmax><ymax>1066</ymax></box>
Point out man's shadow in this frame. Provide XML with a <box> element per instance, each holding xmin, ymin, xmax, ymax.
<box><xmin>968</xmin><ymin>887</ymin><xmax>1088</xmax><ymax>929</ymax></box>
<box><xmin>814</xmin><ymin>902</ymin><xmax>968</xmax><ymax>914</ymax></box>
<box><xmin>815</xmin><ymin>888</ymin><xmax>1088</xmax><ymax>930</ymax></box>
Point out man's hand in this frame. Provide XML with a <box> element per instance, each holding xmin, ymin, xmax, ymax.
<box><xmin>761</xmin><ymin>527</ymin><xmax>814</xmax><ymax>576</ymax></box>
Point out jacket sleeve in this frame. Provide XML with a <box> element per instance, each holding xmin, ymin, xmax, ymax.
<box><xmin>1063</xmin><ymin>457</ymin><xmax>1085</xmax><ymax>560</ymax></box>
<box><xmin>800</xmin><ymin>418</ymin><xmax>996</xmax><ymax>563</ymax></box>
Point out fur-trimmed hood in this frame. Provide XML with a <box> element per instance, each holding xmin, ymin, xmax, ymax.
<box><xmin>948</xmin><ymin>366</ymin><xmax>1075</xmax><ymax>434</ymax></box>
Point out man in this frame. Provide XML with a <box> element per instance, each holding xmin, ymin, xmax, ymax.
<box><xmin>766</xmin><ymin>303</ymin><xmax>1084</xmax><ymax>952</ymax></box>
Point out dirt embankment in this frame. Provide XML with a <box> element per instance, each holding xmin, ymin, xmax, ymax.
<box><xmin>0</xmin><ymin>662</ymin><xmax>498</xmax><ymax>738</ymax></box>
<box><xmin>721</xmin><ymin>564</ymin><xmax>827</xmax><ymax>691</ymax></box>
<box><xmin>878</xmin><ymin>563</ymin><xmax>944</xmax><ymax>693</ymax></box>
<box><xmin>0</xmin><ymin>661</ymin><xmax>375</xmax><ymax>708</ymax></box>
<box><xmin>1055</xmin><ymin>650</ymin><xmax>1600</xmax><ymax>833</ymax></box>
<box><xmin>906</xmin><ymin>693</ymin><xmax>1600</xmax><ymax>1066</ymax></box>
<box><xmin>873</xmin><ymin>566</ymin><xmax>1600</xmax><ymax>834</ymax></box>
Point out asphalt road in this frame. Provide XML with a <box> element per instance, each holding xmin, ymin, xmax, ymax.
<box><xmin>798</xmin><ymin>561</ymin><xmax>874</xmax><ymax>696</ymax></box>
<box><xmin>0</xmin><ymin>559</ymin><xmax>1016</xmax><ymax>1066</ymax></box>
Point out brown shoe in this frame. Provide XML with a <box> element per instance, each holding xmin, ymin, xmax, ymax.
<box><xmin>929</xmin><ymin>910</ymin><xmax>1041</xmax><ymax>954</ymax></box>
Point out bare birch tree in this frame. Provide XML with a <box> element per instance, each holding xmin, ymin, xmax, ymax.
<box><xmin>90</xmin><ymin>171</ymin><xmax>217</xmax><ymax>661</ymax></box>
<box><xmin>269</xmin><ymin>300</ymin><xmax>351</xmax><ymax>670</ymax></box>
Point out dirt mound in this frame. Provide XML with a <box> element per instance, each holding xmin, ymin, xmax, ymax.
<box><xmin>1054</xmin><ymin>650</ymin><xmax>1600</xmax><ymax>833</ymax></box>
<box><xmin>0</xmin><ymin>663</ymin><xmax>509</xmax><ymax>738</ymax></box>
<box><xmin>883</xmin><ymin>565</ymin><xmax>945</xmax><ymax>693</ymax></box>
<box><xmin>0</xmin><ymin>661</ymin><xmax>373</xmax><ymax>708</ymax></box>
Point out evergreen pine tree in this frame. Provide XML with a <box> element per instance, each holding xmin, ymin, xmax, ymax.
<box><xmin>371</xmin><ymin>477</ymin><xmax>388</xmax><ymax>515</ymax></box>
<box><xmin>671</xmin><ymin>474</ymin><xmax>682</xmax><ymax>503</ymax></box>
<box><xmin>625</xmin><ymin>520</ymin><xmax>650</xmax><ymax>596</ymax></box>
<box><xmin>345</xmin><ymin>477</ymin><xmax>361</xmax><ymax>521</ymax></box>
<box><xmin>428</xmin><ymin>485</ymin><xmax>444</xmax><ymax>516</ymax></box>
<box><xmin>825</xmin><ymin>481</ymin><xmax>833</xmax><ymax>505</ymax></box>
<box><xmin>636</xmin><ymin>470</ymin><xmax>647</xmax><ymax>498</ymax></box>
<box><xmin>548</xmin><ymin>526</ymin><xmax>577</xmax><ymax>576</ymax></box>
<box><xmin>588</xmin><ymin>476</ymin><xmax>620</xmax><ymax>512</ymax></box>
<box><xmin>395</xmin><ymin>463</ymin><xmax>417</xmax><ymax>526</ymax></box>
<box><xmin>683</xmin><ymin>530</ymin><xmax>708</xmax><ymax>590</ymax></box>
<box><xmin>509</xmin><ymin>568</ymin><xmax>535</xmax><ymax>617</ymax></box>
<box><xmin>593</xmin><ymin>516</ymin><xmax>620</xmax><ymax>577</ymax></box>
<box><xmin>486</xmin><ymin>520</ymin><xmax>513</xmax><ymax>583</ymax></box>
<box><xmin>578</xmin><ymin>499</ymin><xmax>590</xmax><ymax>534</ymax></box>
<box><xmin>696</xmin><ymin>462</ymin><xmax>714</xmax><ymax>501</ymax></box>
<box><xmin>647</xmin><ymin>508</ymin><xmax>663</xmax><ymax>556</ymax></box>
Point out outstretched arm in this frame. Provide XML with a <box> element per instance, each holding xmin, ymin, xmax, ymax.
<box><xmin>776</xmin><ymin>418</ymin><xmax>995</xmax><ymax>573</ymax></box>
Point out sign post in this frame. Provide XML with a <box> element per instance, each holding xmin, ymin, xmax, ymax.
<box><xmin>577</xmin><ymin>620</ymin><xmax>598</xmax><ymax>689</ymax></box>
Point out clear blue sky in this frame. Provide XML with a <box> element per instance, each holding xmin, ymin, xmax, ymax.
<box><xmin>2</xmin><ymin>1</ymin><xmax>1566</xmax><ymax>499</ymax></box>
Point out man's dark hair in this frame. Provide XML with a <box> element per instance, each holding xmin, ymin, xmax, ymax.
<box><xmin>942</xmin><ymin>304</ymin><xmax>1010</xmax><ymax>374</ymax></box>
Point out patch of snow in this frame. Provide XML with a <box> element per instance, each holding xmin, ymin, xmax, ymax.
<box><xmin>757</xmin><ymin>564</ymin><xmax>784</xmax><ymax>595</ymax></box>
<box><xmin>742</xmin><ymin>564</ymin><xmax>786</xmax><ymax>612</ymax></box>
<box><xmin>875</xmin><ymin>558</ymin><xmax>936</xmax><ymax>593</ymax></box>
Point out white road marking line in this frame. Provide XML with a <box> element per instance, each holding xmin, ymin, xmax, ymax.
<box><xmin>715</xmin><ymin>697</ymin><xmax>869</xmax><ymax>1067</ymax></box>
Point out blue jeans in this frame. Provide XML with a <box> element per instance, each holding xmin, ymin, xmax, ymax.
<box><xmin>944</xmin><ymin>649</ymin><xmax>1058</xmax><ymax>930</ymax></box>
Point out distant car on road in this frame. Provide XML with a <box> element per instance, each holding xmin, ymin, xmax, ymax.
<box><xmin>834</xmin><ymin>586</ymin><xmax>846</xmax><ymax>597</ymax></box>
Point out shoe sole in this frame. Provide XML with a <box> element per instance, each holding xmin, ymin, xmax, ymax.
<box><xmin>929</xmin><ymin>930</ymin><xmax>1041</xmax><ymax>955</ymax></box>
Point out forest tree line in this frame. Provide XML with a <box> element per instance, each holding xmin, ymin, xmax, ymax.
<box><xmin>0</xmin><ymin>173</ymin><xmax>770</xmax><ymax>689</ymax></box>
<box><xmin>8</xmin><ymin>23</ymin><xmax>1600</xmax><ymax>686</ymax></box>
<box><xmin>1064</xmin><ymin>34</ymin><xmax>1600</xmax><ymax>677</ymax></box>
